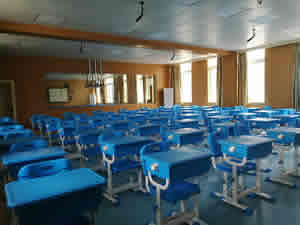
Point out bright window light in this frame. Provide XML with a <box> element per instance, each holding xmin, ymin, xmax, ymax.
<box><xmin>208</xmin><ymin>58</ymin><xmax>217</xmax><ymax>103</ymax></box>
<box><xmin>180</xmin><ymin>63</ymin><xmax>192</xmax><ymax>103</ymax></box>
<box><xmin>96</xmin><ymin>87</ymin><xmax>102</xmax><ymax>104</ymax></box>
<box><xmin>105</xmin><ymin>76</ymin><xmax>114</xmax><ymax>103</ymax></box>
<box><xmin>123</xmin><ymin>75</ymin><xmax>128</xmax><ymax>103</ymax></box>
<box><xmin>247</xmin><ymin>49</ymin><xmax>265</xmax><ymax>103</ymax></box>
<box><xmin>137</xmin><ymin>74</ymin><xmax>144</xmax><ymax>103</ymax></box>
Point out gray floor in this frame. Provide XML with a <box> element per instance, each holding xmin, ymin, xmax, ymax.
<box><xmin>74</xmin><ymin>147</ymin><xmax>300</xmax><ymax>225</ymax></box>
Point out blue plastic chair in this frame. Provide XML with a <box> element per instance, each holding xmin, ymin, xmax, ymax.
<box><xmin>10</xmin><ymin>139</ymin><xmax>48</xmax><ymax>153</ymax></box>
<box><xmin>0</xmin><ymin>117</ymin><xmax>13</xmax><ymax>123</ymax></box>
<box><xmin>18</xmin><ymin>158</ymin><xmax>72</xmax><ymax>180</ymax></box>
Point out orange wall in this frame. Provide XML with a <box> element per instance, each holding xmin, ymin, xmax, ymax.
<box><xmin>266</xmin><ymin>44</ymin><xmax>296</xmax><ymax>108</ymax></box>
<box><xmin>0</xmin><ymin>56</ymin><xmax>170</xmax><ymax>125</ymax></box>
<box><xmin>222</xmin><ymin>53</ymin><xmax>238</xmax><ymax>106</ymax></box>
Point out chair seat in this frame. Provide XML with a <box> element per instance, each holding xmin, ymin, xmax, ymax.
<box><xmin>110</xmin><ymin>159</ymin><xmax>141</xmax><ymax>174</ymax></box>
<box><xmin>150</xmin><ymin>181</ymin><xmax>200</xmax><ymax>204</ymax></box>
<box><xmin>216</xmin><ymin>161</ymin><xmax>256</xmax><ymax>175</ymax></box>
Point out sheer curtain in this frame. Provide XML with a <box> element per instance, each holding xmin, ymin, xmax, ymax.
<box><xmin>293</xmin><ymin>44</ymin><xmax>300</xmax><ymax>111</ymax></box>
<box><xmin>216</xmin><ymin>56</ymin><xmax>223</xmax><ymax>106</ymax></box>
<box><xmin>237</xmin><ymin>53</ymin><xmax>248</xmax><ymax>106</ymax></box>
<box><xmin>170</xmin><ymin>65</ymin><xmax>181</xmax><ymax>104</ymax></box>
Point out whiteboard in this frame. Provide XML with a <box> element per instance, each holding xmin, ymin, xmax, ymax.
<box><xmin>48</xmin><ymin>88</ymin><xmax>69</xmax><ymax>103</ymax></box>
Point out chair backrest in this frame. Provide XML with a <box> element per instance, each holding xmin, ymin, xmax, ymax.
<box><xmin>264</xmin><ymin>106</ymin><xmax>272</xmax><ymax>110</ymax></box>
<box><xmin>140</xmin><ymin>142</ymin><xmax>169</xmax><ymax>175</ymax></box>
<box><xmin>18</xmin><ymin>159</ymin><xmax>72</xmax><ymax>180</ymax></box>
<box><xmin>10</xmin><ymin>139</ymin><xmax>48</xmax><ymax>153</ymax></box>
<box><xmin>208</xmin><ymin>127</ymin><xmax>229</xmax><ymax>158</ymax></box>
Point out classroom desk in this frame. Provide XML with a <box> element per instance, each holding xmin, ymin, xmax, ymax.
<box><xmin>217</xmin><ymin>135</ymin><xmax>273</xmax><ymax>211</ymax></box>
<box><xmin>5</xmin><ymin>168</ymin><xmax>105</xmax><ymax>225</ymax></box>
<box><xmin>273</xmin><ymin>114</ymin><xmax>300</xmax><ymax>127</ymax></box>
<box><xmin>174</xmin><ymin>119</ymin><xmax>202</xmax><ymax>128</ymax></box>
<box><xmin>147</xmin><ymin>116</ymin><xmax>169</xmax><ymax>125</ymax></box>
<box><xmin>0</xmin><ymin>129</ymin><xmax>31</xmax><ymax>140</ymax></box>
<box><xmin>166</xmin><ymin>128</ymin><xmax>206</xmax><ymax>146</ymax></box>
<box><xmin>100</xmin><ymin>135</ymin><xmax>154</xmax><ymax>203</ymax></box>
<box><xmin>0</xmin><ymin>121</ymin><xmax>17</xmax><ymax>126</ymax></box>
<box><xmin>100</xmin><ymin>136</ymin><xmax>153</xmax><ymax>157</ymax></box>
<box><xmin>246</xmin><ymin>118</ymin><xmax>280</xmax><ymax>130</ymax></box>
<box><xmin>2</xmin><ymin>147</ymin><xmax>66</xmax><ymax>178</ymax></box>
<box><xmin>213</xmin><ymin>122</ymin><xmax>236</xmax><ymax>136</ymax></box>
<box><xmin>143</xmin><ymin>149</ymin><xmax>211</xmax><ymax>182</ymax></box>
<box><xmin>207</xmin><ymin>111</ymin><xmax>221</xmax><ymax>116</ymax></box>
<box><xmin>256</xmin><ymin>110</ymin><xmax>278</xmax><ymax>117</ymax></box>
<box><xmin>235</xmin><ymin>112</ymin><xmax>256</xmax><ymax>120</ymax></box>
<box><xmin>267</xmin><ymin>127</ymin><xmax>300</xmax><ymax>187</ymax></box>
<box><xmin>134</xmin><ymin>123</ymin><xmax>161</xmax><ymax>136</ymax></box>
<box><xmin>0</xmin><ymin>136</ymin><xmax>42</xmax><ymax>152</ymax></box>
<box><xmin>247</xmin><ymin>107</ymin><xmax>261</xmax><ymax>112</ymax></box>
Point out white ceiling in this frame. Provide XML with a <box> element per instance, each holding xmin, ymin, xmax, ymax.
<box><xmin>0</xmin><ymin>0</ymin><xmax>299</xmax><ymax>62</ymax></box>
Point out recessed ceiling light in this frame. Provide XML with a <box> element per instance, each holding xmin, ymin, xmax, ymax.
<box><xmin>35</xmin><ymin>14</ymin><xmax>65</xmax><ymax>25</ymax></box>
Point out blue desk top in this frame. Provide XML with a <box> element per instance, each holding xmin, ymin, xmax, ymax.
<box><xmin>139</xmin><ymin>123</ymin><xmax>161</xmax><ymax>129</ymax></box>
<box><xmin>274</xmin><ymin>115</ymin><xmax>300</xmax><ymax>118</ymax></box>
<box><xmin>146</xmin><ymin>149</ymin><xmax>211</xmax><ymax>166</ymax></box>
<box><xmin>0</xmin><ymin>122</ymin><xmax>17</xmax><ymax>126</ymax></box>
<box><xmin>0</xmin><ymin>136</ymin><xmax>42</xmax><ymax>149</ymax></box>
<box><xmin>100</xmin><ymin>135</ymin><xmax>152</xmax><ymax>146</ymax></box>
<box><xmin>218</xmin><ymin>135</ymin><xmax>273</xmax><ymax>147</ymax></box>
<box><xmin>269</xmin><ymin>127</ymin><xmax>300</xmax><ymax>134</ymax></box>
<box><xmin>171</xmin><ymin>128</ymin><xmax>206</xmax><ymax>135</ymax></box>
<box><xmin>5</xmin><ymin>168</ymin><xmax>105</xmax><ymax>208</ymax></box>
<box><xmin>247</xmin><ymin>118</ymin><xmax>280</xmax><ymax>123</ymax></box>
<box><xmin>175</xmin><ymin>119</ymin><xmax>200</xmax><ymax>123</ymax></box>
<box><xmin>237</xmin><ymin>113</ymin><xmax>256</xmax><ymax>116</ymax></box>
<box><xmin>73</xmin><ymin>128</ymin><xmax>104</xmax><ymax>137</ymax></box>
<box><xmin>208</xmin><ymin>116</ymin><xmax>233</xmax><ymax>120</ymax></box>
<box><xmin>2</xmin><ymin>147</ymin><xmax>66</xmax><ymax>166</ymax></box>
<box><xmin>214</xmin><ymin>122</ymin><xmax>235</xmax><ymax>127</ymax></box>
<box><xmin>256</xmin><ymin>110</ymin><xmax>277</xmax><ymax>114</ymax></box>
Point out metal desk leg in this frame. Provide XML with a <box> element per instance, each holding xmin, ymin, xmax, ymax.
<box><xmin>253</xmin><ymin>159</ymin><xmax>273</xmax><ymax>200</ymax></box>
<box><xmin>267</xmin><ymin>147</ymin><xmax>296</xmax><ymax>187</ymax></box>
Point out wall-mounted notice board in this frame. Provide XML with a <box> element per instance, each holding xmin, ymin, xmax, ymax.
<box><xmin>48</xmin><ymin>88</ymin><xmax>69</xmax><ymax>103</ymax></box>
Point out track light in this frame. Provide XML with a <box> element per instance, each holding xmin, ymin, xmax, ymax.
<box><xmin>247</xmin><ymin>28</ymin><xmax>256</xmax><ymax>43</ymax></box>
<box><xmin>170</xmin><ymin>50</ymin><xmax>176</xmax><ymax>61</ymax></box>
<box><xmin>136</xmin><ymin>1</ymin><xmax>144</xmax><ymax>23</ymax></box>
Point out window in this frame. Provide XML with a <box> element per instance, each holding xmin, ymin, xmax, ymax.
<box><xmin>136</xmin><ymin>74</ymin><xmax>144</xmax><ymax>103</ymax></box>
<box><xmin>180</xmin><ymin>63</ymin><xmax>192</xmax><ymax>103</ymax></box>
<box><xmin>96</xmin><ymin>87</ymin><xmax>102</xmax><ymax>104</ymax></box>
<box><xmin>208</xmin><ymin>58</ymin><xmax>217</xmax><ymax>103</ymax></box>
<box><xmin>145</xmin><ymin>76</ymin><xmax>154</xmax><ymax>104</ymax></box>
<box><xmin>247</xmin><ymin>49</ymin><xmax>265</xmax><ymax>103</ymax></box>
<box><xmin>105</xmin><ymin>76</ymin><xmax>114</xmax><ymax>103</ymax></box>
<box><xmin>123</xmin><ymin>75</ymin><xmax>128</xmax><ymax>103</ymax></box>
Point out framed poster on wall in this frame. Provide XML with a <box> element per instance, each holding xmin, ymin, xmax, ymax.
<box><xmin>48</xmin><ymin>88</ymin><xmax>69</xmax><ymax>103</ymax></box>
